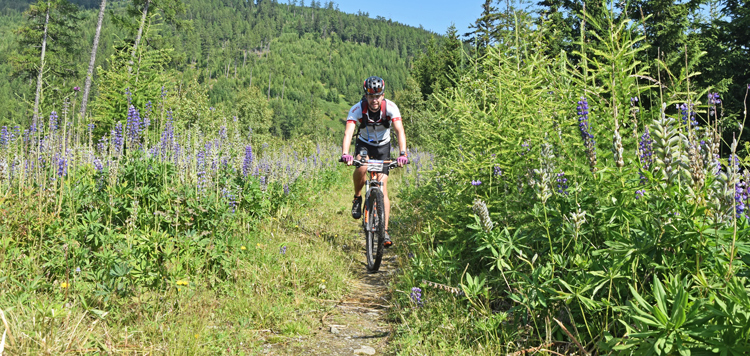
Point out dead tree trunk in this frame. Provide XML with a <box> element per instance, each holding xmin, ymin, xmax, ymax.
<box><xmin>33</xmin><ymin>1</ymin><xmax>51</xmax><ymax>126</ymax></box>
<box><xmin>128</xmin><ymin>0</ymin><xmax>149</xmax><ymax>79</ymax></box>
<box><xmin>133</xmin><ymin>0</ymin><xmax>150</xmax><ymax>57</ymax></box>
<box><xmin>80</xmin><ymin>0</ymin><xmax>107</xmax><ymax>119</ymax></box>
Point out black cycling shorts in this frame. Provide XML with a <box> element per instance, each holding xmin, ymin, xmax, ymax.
<box><xmin>355</xmin><ymin>139</ymin><xmax>391</xmax><ymax>174</ymax></box>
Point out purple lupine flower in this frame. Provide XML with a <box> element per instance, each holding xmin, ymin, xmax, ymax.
<box><xmin>126</xmin><ymin>106</ymin><xmax>142</xmax><ymax>147</ymax></box>
<box><xmin>635</xmin><ymin>189</ymin><xmax>645</xmax><ymax>200</ymax></box>
<box><xmin>708</xmin><ymin>92</ymin><xmax>721</xmax><ymax>105</ymax></box>
<box><xmin>160</xmin><ymin>116</ymin><xmax>175</xmax><ymax>160</ymax></box>
<box><xmin>87</xmin><ymin>123</ymin><xmax>95</xmax><ymax>132</ymax></box>
<box><xmin>93</xmin><ymin>157</ymin><xmax>103</xmax><ymax>173</ymax></box>
<box><xmin>222</xmin><ymin>187</ymin><xmax>237</xmax><ymax>212</ymax></box>
<box><xmin>471</xmin><ymin>180</ymin><xmax>482</xmax><ymax>186</ymax></box>
<box><xmin>111</xmin><ymin>122</ymin><xmax>124</xmax><ymax>154</ymax></box>
<box><xmin>280</xmin><ymin>246</ymin><xmax>287</xmax><ymax>255</ymax></box>
<box><xmin>49</xmin><ymin>111</ymin><xmax>59</xmax><ymax>131</ymax></box>
<box><xmin>125</xmin><ymin>87</ymin><xmax>133</xmax><ymax>106</ymax></box>
<box><xmin>57</xmin><ymin>155</ymin><xmax>68</xmax><ymax>177</ymax></box>
<box><xmin>173</xmin><ymin>142</ymin><xmax>181</xmax><ymax>166</ymax></box>
<box><xmin>283</xmin><ymin>183</ymin><xmax>290</xmax><ymax>195</ymax></box>
<box><xmin>678</xmin><ymin>103</ymin><xmax>698</xmax><ymax>127</ymax></box>
<box><xmin>0</xmin><ymin>126</ymin><xmax>9</xmax><ymax>147</ymax></box>
<box><xmin>577</xmin><ymin>97</ymin><xmax>594</xmax><ymax>145</ymax></box>
<box><xmin>734</xmin><ymin>181</ymin><xmax>747</xmax><ymax>218</ymax></box>
<box><xmin>410</xmin><ymin>287</ymin><xmax>423</xmax><ymax>306</ymax></box>
<box><xmin>97</xmin><ymin>136</ymin><xmax>108</xmax><ymax>155</ymax></box>
<box><xmin>708</xmin><ymin>93</ymin><xmax>721</xmax><ymax>116</ymax></box>
<box><xmin>638</xmin><ymin>128</ymin><xmax>653</xmax><ymax>183</ymax></box>
<box><xmin>520</xmin><ymin>141</ymin><xmax>530</xmax><ymax>156</ymax></box>
<box><xmin>556</xmin><ymin>172</ymin><xmax>568</xmax><ymax>194</ymax></box>
<box><xmin>494</xmin><ymin>165</ymin><xmax>502</xmax><ymax>176</ymax></box>
<box><xmin>196</xmin><ymin>149</ymin><xmax>207</xmax><ymax>193</ymax></box>
<box><xmin>577</xmin><ymin>97</ymin><xmax>598</xmax><ymax>171</ymax></box>
<box><xmin>219</xmin><ymin>126</ymin><xmax>227</xmax><ymax>141</ymax></box>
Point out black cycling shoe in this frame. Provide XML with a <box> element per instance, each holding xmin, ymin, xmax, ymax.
<box><xmin>383</xmin><ymin>231</ymin><xmax>393</xmax><ymax>248</ymax></box>
<box><xmin>351</xmin><ymin>195</ymin><xmax>362</xmax><ymax>219</ymax></box>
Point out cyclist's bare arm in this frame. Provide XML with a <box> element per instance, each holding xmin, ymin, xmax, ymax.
<box><xmin>342</xmin><ymin>121</ymin><xmax>357</xmax><ymax>166</ymax></box>
<box><xmin>392</xmin><ymin>119</ymin><xmax>406</xmax><ymax>155</ymax></box>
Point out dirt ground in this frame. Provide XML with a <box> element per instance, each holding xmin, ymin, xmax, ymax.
<box><xmin>263</xmin><ymin>239</ymin><xmax>399</xmax><ymax>356</ymax></box>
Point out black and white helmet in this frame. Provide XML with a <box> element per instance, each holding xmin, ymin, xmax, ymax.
<box><xmin>363</xmin><ymin>76</ymin><xmax>385</xmax><ymax>95</ymax></box>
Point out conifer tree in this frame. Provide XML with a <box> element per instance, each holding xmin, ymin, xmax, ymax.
<box><xmin>11</xmin><ymin>0</ymin><xmax>80</xmax><ymax>124</ymax></box>
<box><xmin>465</xmin><ymin>0</ymin><xmax>498</xmax><ymax>57</ymax></box>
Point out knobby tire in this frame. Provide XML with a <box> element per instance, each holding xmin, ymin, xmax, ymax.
<box><xmin>364</xmin><ymin>188</ymin><xmax>385</xmax><ymax>272</ymax></box>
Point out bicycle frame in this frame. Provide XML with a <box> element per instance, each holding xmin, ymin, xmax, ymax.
<box><xmin>363</xmin><ymin>166</ymin><xmax>386</xmax><ymax>231</ymax></box>
<box><xmin>340</xmin><ymin>156</ymin><xmax>401</xmax><ymax>272</ymax></box>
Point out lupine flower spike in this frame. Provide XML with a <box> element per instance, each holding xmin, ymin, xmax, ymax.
<box><xmin>410</xmin><ymin>287</ymin><xmax>423</xmax><ymax>306</ymax></box>
<box><xmin>472</xmin><ymin>198</ymin><xmax>493</xmax><ymax>233</ymax></box>
<box><xmin>577</xmin><ymin>97</ymin><xmax>597</xmax><ymax>172</ymax></box>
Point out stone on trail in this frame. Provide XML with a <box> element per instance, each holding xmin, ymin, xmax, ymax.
<box><xmin>353</xmin><ymin>345</ymin><xmax>376</xmax><ymax>355</ymax></box>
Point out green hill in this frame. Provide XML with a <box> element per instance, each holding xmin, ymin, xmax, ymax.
<box><xmin>0</xmin><ymin>0</ymin><xmax>437</xmax><ymax>138</ymax></box>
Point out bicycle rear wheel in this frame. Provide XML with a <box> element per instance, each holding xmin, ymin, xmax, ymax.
<box><xmin>364</xmin><ymin>188</ymin><xmax>385</xmax><ymax>272</ymax></box>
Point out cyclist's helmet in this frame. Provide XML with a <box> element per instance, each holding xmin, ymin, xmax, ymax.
<box><xmin>363</xmin><ymin>76</ymin><xmax>385</xmax><ymax>96</ymax></box>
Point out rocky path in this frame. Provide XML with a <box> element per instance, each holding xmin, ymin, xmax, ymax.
<box><xmin>264</xmin><ymin>245</ymin><xmax>398</xmax><ymax>356</ymax></box>
<box><xmin>255</xmin><ymin>168</ymin><xmax>409</xmax><ymax>356</ymax></box>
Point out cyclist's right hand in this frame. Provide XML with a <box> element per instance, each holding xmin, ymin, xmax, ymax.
<box><xmin>341</xmin><ymin>154</ymin><xmax>354</xmax><ymax>166</ymax></box>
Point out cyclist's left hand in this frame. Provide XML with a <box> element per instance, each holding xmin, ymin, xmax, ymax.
<box><xmin>397</xmin><ymin>155</ymin><xmax>408</xmax><ymax>167</ymax></box>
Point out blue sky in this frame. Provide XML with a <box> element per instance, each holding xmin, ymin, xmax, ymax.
<box><xmin>330</xmin><ymin>0</ymin><xmax>487</xmax><ymax>35</ymax></box>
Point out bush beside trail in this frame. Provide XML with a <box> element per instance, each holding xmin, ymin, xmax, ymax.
<box><xmin>388</xmin><ymin>11</ymin><xmax>750</xmax><ymax>356</ymax></box>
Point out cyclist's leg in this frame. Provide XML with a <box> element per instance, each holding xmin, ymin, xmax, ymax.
<box><xmin>353</xmin><ymin>165</ymin><xmax>366</xmax><ymax>196</ymax></box>
<box><xmin>353</xmin><ymin>140</ymin><xmax>369</xmax><ymax>197</ymax></box>
<box><xmin>381</xmin><ymin>174</ymin><xmax>390</xmax><ymax>230</ymax></box>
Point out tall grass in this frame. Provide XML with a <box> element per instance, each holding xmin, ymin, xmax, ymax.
<box><xmin>0</xmin><ymin>95</ymin><xmax>352</xmax><ymax>353</ymax></box>
<box><xmin>391</xmin><ymin>8</ymin><xmax>750</xmax><ymax>356</ymax></box>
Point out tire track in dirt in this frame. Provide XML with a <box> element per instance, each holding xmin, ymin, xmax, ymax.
<box><xmin>264</xmin><ymin>241</ymin><xmax>398</xmax><ymax>356</ymax></box>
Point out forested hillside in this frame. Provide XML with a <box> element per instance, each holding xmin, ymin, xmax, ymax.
<box><xmin>0</xmin><ymin>0</ymin><xmax>436</xmax><ymax>137</ymax></box>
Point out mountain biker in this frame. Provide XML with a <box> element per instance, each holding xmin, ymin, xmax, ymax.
<box><xmin>341</xmin><ymin>76</ymin><xmax>408</xmax><ymax>248</ymax></box>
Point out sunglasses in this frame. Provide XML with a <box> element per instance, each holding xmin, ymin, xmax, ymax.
<box><xmin>366</xmin><ymin>87</ymin><xmax>383</xmax><ymax>95</ymax></box>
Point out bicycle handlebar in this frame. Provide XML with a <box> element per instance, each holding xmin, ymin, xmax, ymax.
<box><xmin>338</xmin><ymin>157</ymin><xmax>403</xmax><ymax>169</ymax></box>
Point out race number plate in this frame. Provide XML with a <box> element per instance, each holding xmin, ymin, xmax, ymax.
<box><xmin>367</xmin><ymin>160</ymin><xmax>384</xmax><ymax>172</ymax></box>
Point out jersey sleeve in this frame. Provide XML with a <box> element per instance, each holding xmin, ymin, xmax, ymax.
<box><xmin>386</xmin><ymin>100</ymin><xmax>402</xmax><ymax>122</ymax></box>
<box><xmin>346</xmin><ymin>104</ymin><xmax>362</xmax><ymax>123</ymax></box>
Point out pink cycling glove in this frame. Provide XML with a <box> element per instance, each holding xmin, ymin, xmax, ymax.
<box><xmin>397</xmin><ymin>155</ymin><xmax>408</xmax><ymax>166</ymax></box>
<box><xmin>341</xmin><ymin>154</ymin><xmax>353</xmax><ymax>163</ymax></box>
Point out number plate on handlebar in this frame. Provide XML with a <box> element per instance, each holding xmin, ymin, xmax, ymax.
<box><xmin>366</xmin><ymin>160</ymin><xmax>384</xmax><ymax>172</ymax></box>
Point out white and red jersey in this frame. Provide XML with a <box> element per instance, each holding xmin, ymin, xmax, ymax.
<box><xmin>346</xmin><ymin>99</ymin><xmax>402</xmax><ymax>146</ymax></box>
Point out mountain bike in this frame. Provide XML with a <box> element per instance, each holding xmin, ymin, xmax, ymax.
<box><xmin>341</xmin><ymin>152</ymin><xmax>400</xmax><ymax>272</ymax></box>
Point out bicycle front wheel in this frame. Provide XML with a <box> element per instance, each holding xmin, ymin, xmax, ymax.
<box><xmin>364</xmin><ymin>188</ymin><xmax>385</xmax><ymax>272</ymax></box>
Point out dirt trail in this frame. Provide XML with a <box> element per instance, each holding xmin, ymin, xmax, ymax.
<box><xmin>263</xmin><ymin>230</ymin><xmax>399</xmax><ymax>356</ymax></box>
